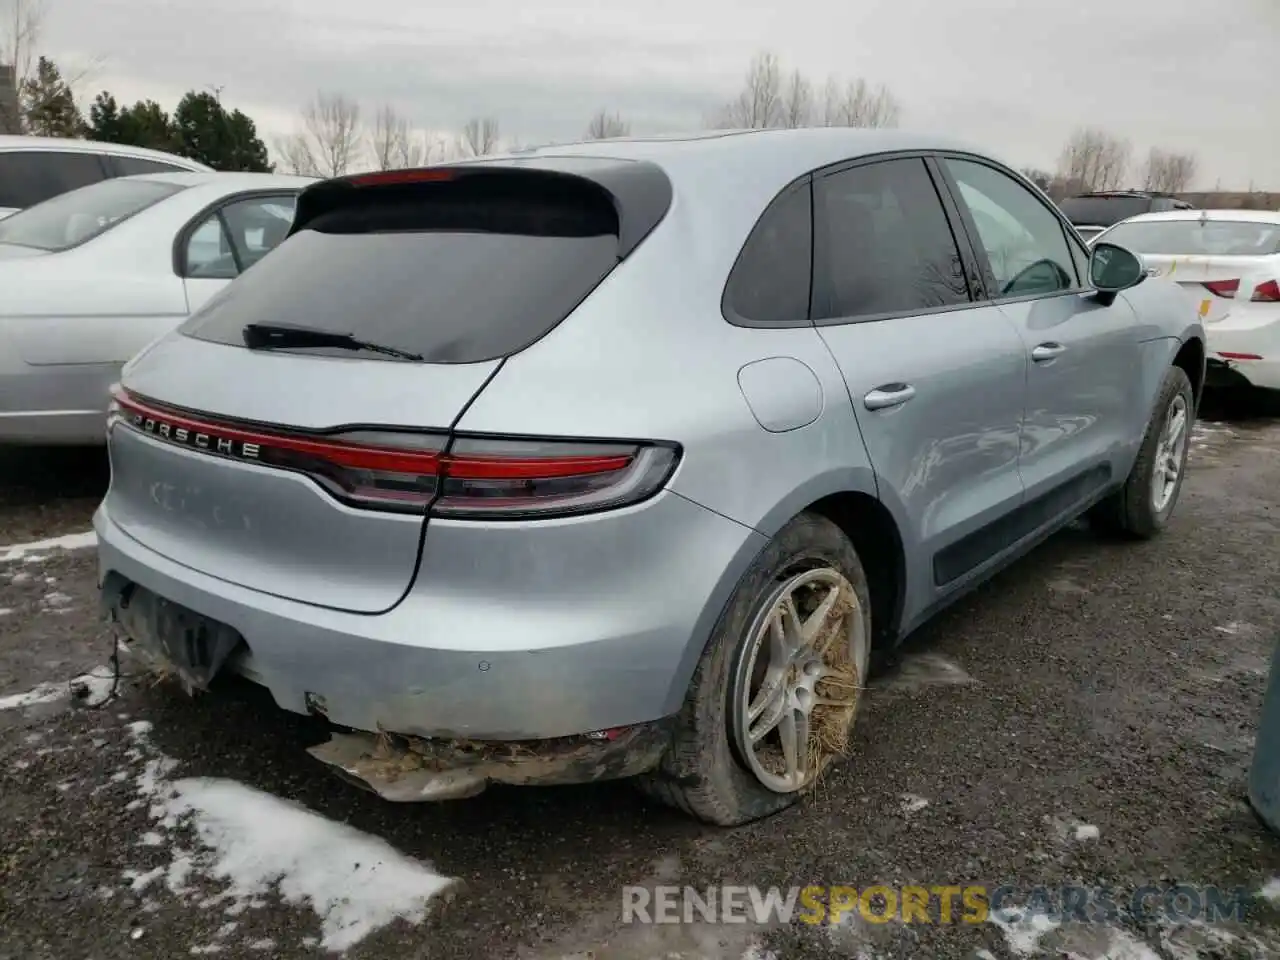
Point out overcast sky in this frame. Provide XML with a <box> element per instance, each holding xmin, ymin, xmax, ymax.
<box><xmin>43</xmin><ymin>0</ymin><xmax>1279</xmax><ymax>189</ymax></box>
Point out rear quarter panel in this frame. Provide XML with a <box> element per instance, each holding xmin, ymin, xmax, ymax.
<box><xmin>1119</xmin><ymin>275</ymin><xmax>1204</xmax><ymax>428</ymax></box>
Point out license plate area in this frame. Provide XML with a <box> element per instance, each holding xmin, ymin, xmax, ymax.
<box><xmin>103</xmin><ymin>574</ymin><xmax>245</xmax><ymax>691</ymax></box>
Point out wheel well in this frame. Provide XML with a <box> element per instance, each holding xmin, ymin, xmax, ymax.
<box><xmin>1173</xmin><ymin>337</ymin><xmax>1205</xmax><ymax>410</ymax></box>
<box><xmin>808</xmin><ymin>492</ymin><xmax>905</xmax><ymax>651</ymax></box>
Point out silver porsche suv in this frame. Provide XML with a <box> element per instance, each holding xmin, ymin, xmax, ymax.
<box><xmin>96</xmin><ymin>129</ymin><xmax>1205</xmax><ymax>825</ymax></box>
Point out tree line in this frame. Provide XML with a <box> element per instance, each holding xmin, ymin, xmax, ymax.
<box><xmin>0</xmin><ymin>0</ymin><xmax>1206</xmax><ymax>193</ymax></box>
<box><xmin>1022</xmin><ymin>128</ymin><xmax>1198</xmax><ymax>198</ymax></box>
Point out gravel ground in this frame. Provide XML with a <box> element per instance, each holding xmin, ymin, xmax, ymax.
<box><xmin>2</xmin><ymin>404</ymin><xmax>1280</xmax><ymax>960</ymax></box>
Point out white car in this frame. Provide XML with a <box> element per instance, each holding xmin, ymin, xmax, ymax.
<box><xmin>0</xmin><ymin>171</ymin><xmax>316</xmax><ymax>444</ymax></box>
<box><xmin>0</xmin><ymin>134</ymin><xmax>212</xmax><ymax>220</ymax></box>
<box><xmin>1093</xmin><ymin>209</ymin><xmax>1280</xmax><ymax>392</ymax></box>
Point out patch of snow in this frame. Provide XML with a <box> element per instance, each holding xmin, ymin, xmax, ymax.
<box><xmin>741</xmin><ymin>945</ymin><xmax>780</xmax><ymax>960</ymax></box>
<box><xmin>0</xmin><ymin>670</ymin><xmax>116</xmax><ymax>711</ymax></box>
<box><xmin>130</xmin><ymin>928</ymin><xmax>144</xmax><ymax>941</ymax></box>
<box><xmin>988</xmin><ymin>906</ymin><xmax>1060</xmax><ymax>956</ymax></box>
<box><xmin>247</xmin><ymin>941</ymin><xmax>275</xmax><ymax>952</ymax></box>
<box><xmin>900</xmin><ymin>794</ymin><xmax>929</xmax><ymax>815</ymax></box>
<box><xmin>10</xmin><ymin>571</ymin><xmax>31</xmax><ymax>583</ymax></box>
<box><xmin>1259</xmin><ymin>877</ymin><xmax>1280</xmax><ymax>904</ymax></box>
<box><xmin>124</xmin><ymin>866</ymin><xmax>165</xmax><ymax>893</ymax></box>
<box><xmin>0</xmin><ymin>530</ymin><xmax>98</xmax><ymax>563</ymax></box>
<box><xmin>1074</xmin><ymin>927</ymin><xmax>1161</xmax><ymax>959</ymax></box>
<box><xmin>875</xmin><ymin>653</ymin><xmax>977</xmax><ymax>690</ymax></box>
<box><xmin>1074</xmin><ymin>823</ymin><xmax>1100</xmax><ymax>841</ymax></box>
<box><xmin>124</xmin><ymin>725</ymin><xmax>455</xmax><ymax>953</ymax></box>
<box><xmin>42</xmin><ymin>591</ymin><xmax>73</xmax><ymax>607</ymax></box>
<box><xmin>1213</xmin><ymin>621</ymin><xmax>1255</xmax><ymax>636</ymax></box>
<box><xmin>0</xmin><ymin>681</ymin><xmax>67</xmax><ymax>711</ymax></box>
<box><xmin>0</xmin><ymin>607</ymin><xmax>11</xmax><ymax>617</ymax></box>
<box><xmin>974</xmin><ymin>951</ymin><xmax>997</xmax><ymax>960</ymax></box>
<box><xmin>190</xmin><ymin>946</ymin><xmax>223</xmax><ymax>956</ymax></box>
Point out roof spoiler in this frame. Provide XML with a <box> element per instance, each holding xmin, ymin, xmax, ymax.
<box><xmin>290</xmin><ymin>160</ymin><xmax>673</xmax><ymax>259</ymax></box>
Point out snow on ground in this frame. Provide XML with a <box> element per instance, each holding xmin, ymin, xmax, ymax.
<box><xmin>0</xmin><ymin>670</ymin><xmax>117</xmax><ymax>710</ymax></box>
<box><xmin>1260</xmin><ymin>877</ymin><xmax>1280</xmax><ymax>904</ymax></box>
<box><xmin>899</xmin><ymin>794</ymin><xmax>929</xmax><ymax>815</ymax></box>
<box><xmin>0</xmin><ymin>529</ymin><xmax>98</xmax><ymax>563</ymax></box>
<box><xmin>122</xmin><ymin>721</ymin><xmax>456</xmax><ymax>953</ymax></box>
<box><xmin>1073</xmin><ymin>823</ymin><xmax>1100</xmax><ymax>841</ymax></box>
<box><xmin>988</xmin><ymin>907</ymin><xmax>1061</xmax><ymax>956</ymax></box>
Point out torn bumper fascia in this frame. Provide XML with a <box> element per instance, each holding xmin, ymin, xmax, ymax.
<box><xmin>307</xmin><ymin>719</ymin><xmax>674</xmax><ymax>802</ymax></box>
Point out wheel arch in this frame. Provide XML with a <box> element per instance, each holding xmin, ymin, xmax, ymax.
<box><xmin>1172</xmin><ymin>334</ymin><xmax>1206</xmax><ymax>411</ymax></box>
<box><xmin>668</xmin><ymin>468</ymin><xmax>909</xmax><ymax>714</ymax></box>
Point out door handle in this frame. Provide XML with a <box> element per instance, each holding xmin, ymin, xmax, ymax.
<box><xmin>864</xmin><ymin>383</ymin><xmax>916</xmax><ymax>410</ymax></box>
<box><xmin>1031</xmin><ymin>342</ymin><xmax>1066</xmax><ymax>362</ymax></box>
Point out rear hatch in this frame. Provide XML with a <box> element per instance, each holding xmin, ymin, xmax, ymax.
<box><xmin>1098</xmin><ymin>217</ymin><xmax>1280</xmax><ymax>326</ymax></box>
<box><xmin>105</xmin><ymin>159</ymin><xmax>673</xmax><ymax>613</ymax></box>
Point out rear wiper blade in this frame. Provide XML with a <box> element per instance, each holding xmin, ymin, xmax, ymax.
<box><xmin>242</xmin><ymin>322</ymin><xmax>424</xmax><ymax>362</ymax></box>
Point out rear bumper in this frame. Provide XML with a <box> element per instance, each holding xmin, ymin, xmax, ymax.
<box><xmin>1205</xmin><ymin>305</ymin><xmax>1280</xmax><ymax>391</ymax></box>
<box><xmin>95</xmin><ymin>490</ymin><xmax>766</xmax><ymax>742</ymax></box>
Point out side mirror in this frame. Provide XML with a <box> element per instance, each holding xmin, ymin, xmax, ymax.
<box><xmin>1089</xmin><ymin>242</ymin><xmax>1145</xmax><ymax>304</ymax></box>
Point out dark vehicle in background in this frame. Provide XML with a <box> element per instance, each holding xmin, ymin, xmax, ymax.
<box><xmin>1061</xmin><ymin>191</ymin><xmax>1196</xmax><ymax>244</ymax></box>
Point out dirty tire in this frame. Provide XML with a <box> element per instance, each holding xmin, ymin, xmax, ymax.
<box><xmin>634</xmin><ymin>512</ymin><xmax>872</xmax><ymax>826</ymax></box>
<box><xmin>1090</xmin><ymin>364</ymin><xmax>1194</xmax><ymax>539</ymax></box>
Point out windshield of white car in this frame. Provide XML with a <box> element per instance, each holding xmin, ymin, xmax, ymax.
<box><xmin>1102</xmin><ymin>218</ymin><xmax>1280</xmax><ymax>257</ymax></box>
<box><xmin>0</xmin><ymin>178</ymin><xmax>186</xmax><ymax>252</ymax></box>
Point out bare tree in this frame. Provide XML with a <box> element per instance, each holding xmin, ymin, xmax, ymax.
<box><xmin>585</xmin><ymin>108</ymin><xmax>629</xmax><ymax>140</ymax></box>
<box><xmin>1</xmin><ymin>0</ymin><xmax>42</xmax><ymax>91</ymax></box>
<box><xmin>1140</xmin><ymin>147</ymin><xmax>1197</xmax><ymax>194</ymax></box>
<box><xmin>458</xmin><ymin>116</ymin><xmax>500</xmax><ymax>157</ymax></box>
<box><xmin>278</xmin><ymin>92</ymin><xmax>363</xmax><ymax>178</ymax></box>
<box><xmin>1057</xmin><ymin>127</ymin><xmax>1132</xmax><ymax>193</ymax></box>
<box><xmin>820</xmin><ymin>76</ymin><xmax>901</xmax><ymax>129</ymax></box>
<box><xmin>369</xmin><ymin>103</ymin><xmax>429</xmax><ymax>170</ymax></box>
<box><xmin>779</xmin><ymin>69</ymin><xmax>812</xmax><ymax>128</ymax></box>
<box><xmin>710</xmin><ymin>50</ymin><xmax>783</xmax><ymax>129</ymax></box>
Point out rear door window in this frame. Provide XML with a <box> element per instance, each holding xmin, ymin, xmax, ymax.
<box><xmin>110</xmin><ymin>156</ymin><xmax>192</xmax><ymax>176</ymax></box>
<box><xmin>0</xmin><ymin>150</ymin><xmax>108</xmax><ymax>208</ymax></box>
<box><xmin>0</xmin><ymin>176</ymin><xmax>184</xmax><ymax>251</ymax></box>
<box><xmin>813</xmin><ymin>157</ymin><xmax>971</xmax><ymax>321</ymax></box>
<box><xmin>723</xmin><ymin>180</ymin><xmax>812</xmax><ymax>326</ymax></box>
<box><xmin>183</xmin><ymin>194</ymin><xmax>298</xmax><ymax>279</ymax></box>
<box><xmin>181</xmin><ymin>178</ymin><xmax>624</xmax><ymax>363</ymax></box>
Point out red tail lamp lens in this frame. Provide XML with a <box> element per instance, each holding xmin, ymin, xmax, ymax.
<box><xmin>109</xmin><ymin>387</ymin><xmax>678</xmax><ymax>519</ymax></box>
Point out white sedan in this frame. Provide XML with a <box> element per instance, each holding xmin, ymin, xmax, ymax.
<box><xmin>0</xmin><ymin>171</ymin><xmax>315</xmax><ymax>444</ymax></box>
<box><xmin>1093</xmin><ymin>209</ymin><xmax>1280</xmax><ymax>392</ymax></box>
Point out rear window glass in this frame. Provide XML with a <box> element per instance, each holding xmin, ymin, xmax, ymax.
<box><xmin>1102</xmin><ymin>219</ymin><xmax>1280</xmax><ymax>257</ymax></box>
<box><xmin>180</xmin><ymin>185</ymin><xmax>622</xmax><ymax>363</ymax></box>
<box><xmin>0</xmin><ymin>177</ymin><xmax>183</xmax><ymax>251</ymax></box>
<box><xmin>1058</xmin><ymin>196</ymin><xmax>1150</xmax><ymax>227</ymax></box>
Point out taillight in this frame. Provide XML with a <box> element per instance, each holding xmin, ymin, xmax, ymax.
<box><xmin>1202</xmin><ymin>279</ymin><xmax>1240</xmax><ymax>298</ymax></box>
<box><xmin>108</xmin><ymin>387</ymin><xmax>679</xmax><ymax>520</ymax></box>
<box><xmin>1251</xmin><ymin>279</ymin><xmax>1280</xmax><ymax>303</ymax></box>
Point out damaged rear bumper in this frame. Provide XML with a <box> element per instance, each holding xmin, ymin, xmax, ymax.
<box><xmin>94</xmin><ymin>495</ymin><xmax>765</xmax><ymax>742</ymax></box>
<box><xmin>307</xmin><ymin>721</ymin><xmax>673</xmax><ymax>801</ymax></box>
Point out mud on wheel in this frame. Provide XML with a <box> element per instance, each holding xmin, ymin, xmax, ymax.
<box><xmin>636</xmin><ymin>512</ymin><xmax>872</xmax><ymax>826</ymax></box>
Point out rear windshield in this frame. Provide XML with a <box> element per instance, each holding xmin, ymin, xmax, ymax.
<box><xmin>180</xmin><ymin>184</ymin><xmax>622</xmax><ymax>364</ymax></box>
<box><xmin>1058</xmin><ymin>196</ymin><xmax>1151</xmax><ymax>227</ymax></box>
<box><xmin>0</xmin><ymin>178</ymin><xmax>184</xmax><ymax>251</ymax></box>
<box><xmin>1102</xmin><ymin>219</ymin><xmax>1280</xmax><ymax>257</ymax></box>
